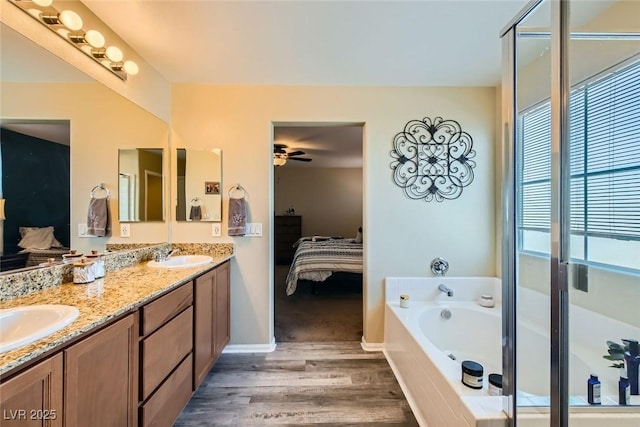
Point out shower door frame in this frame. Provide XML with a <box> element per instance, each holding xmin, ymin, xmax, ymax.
<box><xmin>500</xmin><ymin>0</ymin><xmax>571</xmax><ymax>425</ymax></box>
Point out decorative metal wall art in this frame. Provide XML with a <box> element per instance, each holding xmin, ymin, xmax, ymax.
<box><xmin>390</xmin><ymin>116</ymin><xmax>476</xmax><ymax>202</ymax></box>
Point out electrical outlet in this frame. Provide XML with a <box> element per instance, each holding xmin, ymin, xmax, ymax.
<box><xmin>212</xmin><ymin>223</ymin><xmax>221</xmax><ymax>237</ymax></box>
<box><xmin>120</xmin><ymin>223</ymin><xmax>131</xmax><ymax>238</ymax></box>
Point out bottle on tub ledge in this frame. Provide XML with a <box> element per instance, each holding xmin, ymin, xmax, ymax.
<box><xmin>622</xmin><ymin>339</ymin><xmax>640</xmax><ymax>395</ymax></box>
<box><xmin>619</xmin><ymin>369</ymin><xmax>630</xmax><ymax>405</ymax></box>
<box><xmin>587</xmin><ymin>373</ymin><xmax>601</xmax><ymax>405</ymax></box>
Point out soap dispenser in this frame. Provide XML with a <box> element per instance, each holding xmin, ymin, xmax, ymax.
<box><xmin>622</xmin><ymin>338</ymin><xmax>640</xmax><ymax>395</ymax></box>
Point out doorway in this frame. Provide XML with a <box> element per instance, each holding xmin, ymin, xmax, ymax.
<box><xmin>272</xmin><ymin>123</ymin><xmax>364</xmax><ymax>342</ymax></box>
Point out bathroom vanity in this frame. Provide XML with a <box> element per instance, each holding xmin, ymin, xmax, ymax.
<box><xmin>0</xmin><ymin>250</ymin><xmax>232</xmax><ymax>427</ymax></box>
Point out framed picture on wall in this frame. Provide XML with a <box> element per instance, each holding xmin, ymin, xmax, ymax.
<box><xmin>205</xmin><ymin>181</ymin><xmax>220</xmax><ymax>195</ymax></box>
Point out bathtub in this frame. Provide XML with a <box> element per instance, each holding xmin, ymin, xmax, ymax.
<box><xmin>383</xmin><ymin>276</ymin><xmax>640</xmax><ymax>427</ymax></box>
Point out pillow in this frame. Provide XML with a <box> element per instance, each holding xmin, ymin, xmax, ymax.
<box><xmin>19</xmin><ymin>227</ymin><xmax>63</xmax><ymax>247</ymax></box>
<box><xmin>17</xmin><ymin>226</ymin><xmax>59</xmax><ymax>250</ymax></box>
<box><xmin>354</xmin><ymin>226</ymin><xmax>363</xmax><ymax>244</ymax></box>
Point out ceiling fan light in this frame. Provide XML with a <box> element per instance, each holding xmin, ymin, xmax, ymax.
<box><xmin>273</xmin><ymin>157</ymin><xmax>287</xmax><ymax>166</ymax></box>
<box><xmin>85</xmin><ymin>30</ymin><xmax>105</xmax><ymax>48</ymax></box>
<box><xmin>106</xmin><ymin>46</ymin><xmax>123</xmax><ymax>62</ymax></box>
<box><xmin>59</xmin><ymin>10</ymin><xmax>83</xmax><ymax>31</ymax></box>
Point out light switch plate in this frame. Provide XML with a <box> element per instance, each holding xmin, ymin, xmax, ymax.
<box><xmin>245</xmin><ymin>223</ymin><xmax>262</xmax><ymax>237</ymax></box>
<box><xmin>212</xmin><ymin>223</ymin><xmax>221</xmax><ymax>237</ymax></box>
<box><xmin>120</xmin><ymin>223</ymin><xmax>131</xmax><ymax>238</ymax></box>
<box><xmin>78</xmin><ymin>223</ymin><xmax>91</xmax><ymax>238</ymax></box>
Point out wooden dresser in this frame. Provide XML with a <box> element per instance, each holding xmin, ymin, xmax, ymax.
<box><xmin>275</xmin><ymin>215</ymin><xmax>301</xmax><ymax>265</ymax></box>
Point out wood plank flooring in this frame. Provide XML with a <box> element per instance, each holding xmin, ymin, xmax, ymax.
<box><xmin>174</xmin><ymin>342</ymin><xmax>419</xmax><ymax>426</ymax></box>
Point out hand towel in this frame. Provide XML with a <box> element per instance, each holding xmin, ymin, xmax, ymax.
<box><xmin>189</xmin><ymin>205</ymin><xmax>202</xmax><ymax>221</ymax></box>
<box><xmin>87</xmin><ymin>197</ymin><xmax>111</xmax><ymax>237</ymax></box>
<box><xmin>228</xmin><ymin>197</ymin><xmax>247</xmax><ymax>236</ymax></box>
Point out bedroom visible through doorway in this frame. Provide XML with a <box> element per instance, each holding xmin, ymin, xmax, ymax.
<box><xmin>273</xmin><ymin>123</ymin><xmax>364</xmax><ymax>342</ymax></box>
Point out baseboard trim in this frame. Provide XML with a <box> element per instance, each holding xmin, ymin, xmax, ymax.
<box><xmin>222</xmin><ymin>337</ymin><xmax>277</xmax><ymax>353</ymax></box>
<box><xmin>360</xmin><ymin>336</ymin><xmax>384</xmax><ymax>352</ymax></box>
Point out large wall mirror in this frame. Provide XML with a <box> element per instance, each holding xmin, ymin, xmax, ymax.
<box><xmin>0</xmin><ymin>22</ymin><xmax>169</xmax><ymax>273</ymax></box>
<box><xmin>176</xmin><ymin>148</ymin><xmax>222</xmax><ymax>222</ymax></box>
<box><xmin>118</xmin><ymin>149</ymin><xmax>165</xmax><ymax>222</ymax></box>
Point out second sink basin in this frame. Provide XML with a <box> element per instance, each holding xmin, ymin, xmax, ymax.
<box><xmin>147</xmin><ymin>255</ymin><xmax>213</xmax><ymax>269</ymax></box>
<box><xmin>0</xmin><ymin>304</ymin><xmax>80</xmax><ymax>353</ymax></box>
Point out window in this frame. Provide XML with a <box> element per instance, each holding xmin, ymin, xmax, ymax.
<box><xmin>518</xmin><ymin>59</ymin><xmax>640</xmax><ymax>273</ymax></box>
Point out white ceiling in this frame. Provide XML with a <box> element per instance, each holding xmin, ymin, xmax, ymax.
<box><xmin>274</xmin><ymin>124</ymin><xmax>364</xmax><ymax>168</ymax></box>
<box><xmin>80</xmin><ymin>0</ymin><xmax>530</xmax><ymax>167</ymax></box>
<box><xmin>84</xmin><ymin>0</ymin><xmax>529</xmax><ymax>86</ymax></box>
<box><xmin>4</xmin><ymin>1</ymin><xmax>538</xmax><ymax>166</ymax></box>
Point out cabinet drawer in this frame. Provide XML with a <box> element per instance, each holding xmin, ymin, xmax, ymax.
<box><xmin>141</xmin><ymin>283</ymin><xmax>193</xmax><ymax>336</ymax></box>
<box><xmin>140</xmin><ymin>354</ymin><xmax>193</xmax><ymax>427</ymax></box>
<box><xmin>141</xmin><ymin>307</ymin><xmax>193</xmax><ymax>400</ymax></box>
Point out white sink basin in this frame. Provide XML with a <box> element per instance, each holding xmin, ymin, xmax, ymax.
<box><xmin>0</xmin><ymin>305</ymin><xmax>80</xmax><ymax>353</ymax></box>
<box><xmin>147</xmin><ymin>255</ymin><xmax>213</xmax><ymax>269</ymax></box>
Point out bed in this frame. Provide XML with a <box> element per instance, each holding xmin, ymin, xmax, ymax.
<box><xmin>285</xmin><ymin>237</ymin><xmax>363</xmax><ymax>295</ymax></box>
<box><xmin>15</xmin><ymin>226</ymin><xmax>69</xmax><ymax>267</ymax></box>
<box><xmin>21</xmin><ymin>247</ymin><xmax>70</xmax><ymax>267</ymax></box>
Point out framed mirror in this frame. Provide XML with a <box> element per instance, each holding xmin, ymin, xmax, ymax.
<box><xmin>118</xmin><ymin>149</ymin><xmax>165</xmax><ymax>222</ymax></box>
<box><xmin>176</xmin><ymin>148</ymin><xmax>222</xmax><ymax>222</ymax></box>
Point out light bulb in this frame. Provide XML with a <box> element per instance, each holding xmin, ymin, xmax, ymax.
<box><xmin>59</xmin><ymin>10</ymin><xmax>83</xmax><ymax>31</ymax></box>
<box><xmin>32</xmin><ymin>0</ymin><xmax>53</xmax><ymax>7</ymax></box>
<box><xmin>123</xmin><ymin>61</ymin><xmax>139</xmax><ymax>75</ymax></box>
<box><xmin>105</xmin><ymin>46</ymin><xmax>123</xmax><ymax>62</ymax></box>
<box><xmin>85</xmin><ymin>30</ymin><xmax>105</xmax><ymax>48</ymax></box>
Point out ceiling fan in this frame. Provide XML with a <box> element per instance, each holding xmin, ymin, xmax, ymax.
<box><xmin>273</xmin><ymin>144</ymin><xmax>312</xmax><ymax>166</ymax></box>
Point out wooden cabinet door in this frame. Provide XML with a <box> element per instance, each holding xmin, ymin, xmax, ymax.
<box><xmin>64</xmin><ymin>314</ymin><xmax>137</xmax><ymax>427</ymax></box>
<box><xmin>214</xmin><ymin>261</ymin><xmax>230</xmax><ymax>359</ymax></box>
<box><xmin>0</xmin><ymin>354</ymin><xmax>63</xmax><ymax>427</ymax></box>
<box><xmin>193</xmin><ymin>270</ymin><xmax>215</xmax><ymax>388</ymax></box>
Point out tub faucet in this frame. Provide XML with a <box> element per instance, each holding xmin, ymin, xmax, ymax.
<box><xmin>438</xmin><ymin>284</ymin><xmax>454</xmax><ymax>297</ymax></box>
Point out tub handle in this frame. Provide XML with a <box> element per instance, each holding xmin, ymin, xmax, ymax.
<box><xmin>431</xmin><ymin>257</ymin><xmax>449</xmax><ymax>276</ymax></box>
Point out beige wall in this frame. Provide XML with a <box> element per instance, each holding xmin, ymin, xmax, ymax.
<box><xmin>1</xmin><ymin>82</ymin><xmax>170</xmax><ymax>253</ymax></box>
<box><xmin>172</xmin><ymin>84</ymin><xmax>497</xmax><ymax>345</ymax></box>
<box><xmin>274</xmin><ymin>167</ymin><xmax>363</xmax><ymax>239</ymax></box>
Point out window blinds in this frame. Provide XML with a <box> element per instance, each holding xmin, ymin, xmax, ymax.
<box><xmin>519</xmin><ymin>59</ymin><xmax>640</xmax><ymax>249</ymax></box>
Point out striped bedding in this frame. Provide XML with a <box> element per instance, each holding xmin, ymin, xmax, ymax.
<box><xmin>285</xmin><ymin>239</ymin><xmax>363</xmax><ymax>295</ymax></box>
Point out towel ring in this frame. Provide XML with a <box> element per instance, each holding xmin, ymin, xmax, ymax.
<box><xmin>90</xmin><ymin>183</ymin><xmax>110</xmax><ymax>198</ymax></box>
<box><xmin>191</xmin><ymin>197</ymin><xmax>201</xmax><ymax>206</ymax></box>
<box><xmin>228</xmin><ymin>184</ymin><xmax>247</xmax><ymax>199</ymax></box>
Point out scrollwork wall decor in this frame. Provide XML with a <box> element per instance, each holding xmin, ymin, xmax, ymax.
<box><xmin>390</xmin><ymin>116</ymin><xmax>476</xmax><ymax>202</ymax></box>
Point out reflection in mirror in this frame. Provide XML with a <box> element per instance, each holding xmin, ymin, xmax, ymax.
<box><xmin>1</xmin><ymin>22</ymin><xmax>170</xmax><ymax>274</ymax></box>
<box><xmin>176</xmin><ymin>148</ymin><xmax>222</xmax><ymax>222</ymax></box>
<box><xmin>118</xmin><ymin>149</ymin><xmax>165</xmax><ymax>222</ymax></box>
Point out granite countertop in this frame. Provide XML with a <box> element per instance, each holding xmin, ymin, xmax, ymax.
<box><xmin>0</xmin><ymin>254</ymin><xmax>232</xmax><ymax>377</ymax></box>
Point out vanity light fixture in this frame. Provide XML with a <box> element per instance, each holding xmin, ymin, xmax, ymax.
<box><xmin>9</xmin><ymin>0</ymin><xmax>139</xmax><ymax>81</ymax></box>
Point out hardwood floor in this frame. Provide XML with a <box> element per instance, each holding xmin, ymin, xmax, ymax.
<box><xmin>174</xmin><ymin>342</ymin><xmax>419</xmax><ymax>426</ymax></box>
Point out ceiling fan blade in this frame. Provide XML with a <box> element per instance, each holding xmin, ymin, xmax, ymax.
<box><xmin>289</xmin><ymin>157</ymin><xmax>312</xmax><ymax>162</ymax></box>
<box><xmin>286</xmin><ymin>150</ymin><xmax>306</xmax><ymax>157</ymax></box>
<box><xmin>274</xmin><ymin>143</ymin><xmax>288</xmax><ymax>153</ymax></box>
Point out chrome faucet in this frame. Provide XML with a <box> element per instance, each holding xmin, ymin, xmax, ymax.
<box><xmin>166</xmin><ymin>248</ymin><xmax>180</xmax><ymax>259</ymax></box>
<box><xmin>154</xmin><ymin>248</ymin><xmax>180</xmax><ymax>262</ymax></box>
<box><xmin>438</xmin><ymin>284</ymin><xmax>454</xmax><ymax>297</ymax></box>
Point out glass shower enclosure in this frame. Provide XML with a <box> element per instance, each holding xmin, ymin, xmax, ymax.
<box><xmin>501</xmin><ymin>0</ymin><xmax>639</xmax><ymax>425</ymax></box>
